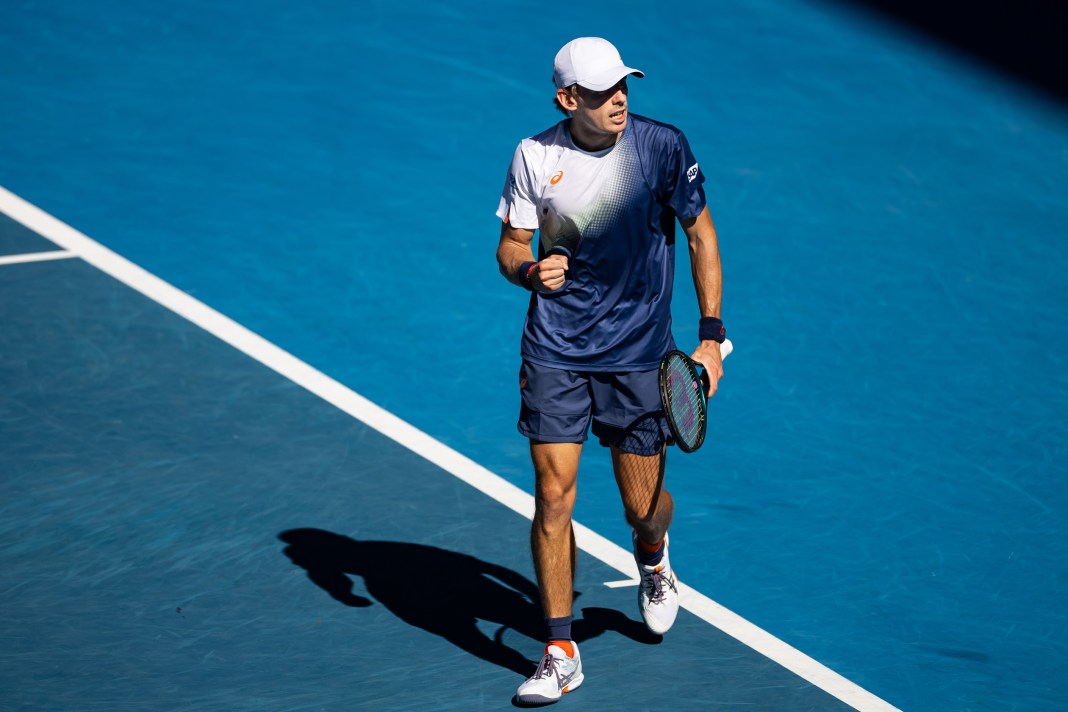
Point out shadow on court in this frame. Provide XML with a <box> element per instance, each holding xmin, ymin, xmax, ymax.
<box><xmin>279</xmin><ymin>528</ymin><xmax>658</xmax><ymax>677</ymax></box>
<box><xmin>831</xmin><ymin>0</ymin><xmax>1068</xmax><ymax>102</ymax></box>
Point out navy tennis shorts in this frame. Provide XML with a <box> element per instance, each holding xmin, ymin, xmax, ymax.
<box><xmin>517</xmin><ymin>360</ymin><xmax>672</xmax><ymax>456</ymax></box>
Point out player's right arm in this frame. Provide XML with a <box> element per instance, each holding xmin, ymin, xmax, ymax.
<box><xmin>496</xmin><ymin>221</ymin><xmax>569</xmax><ymax>292</ymax></box>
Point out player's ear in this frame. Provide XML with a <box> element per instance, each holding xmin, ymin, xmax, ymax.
<box><xmin>556</xmin><ymin>86</ymin><xmax>579</xmax><ymax>112</ymax></box>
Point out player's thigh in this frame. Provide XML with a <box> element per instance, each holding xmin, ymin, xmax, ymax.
<box><xmin>530</xmin><ymin>441</ymin><xmax>583</xmax><ymax>508</ymax></box>
<box><xmin>611</xmin><ymin>445</ymin><xmax>666</xmax><ymax>517</ymax></box>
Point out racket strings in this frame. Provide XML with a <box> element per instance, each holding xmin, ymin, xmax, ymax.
<box><xmin>665</xmin><ymin>363</ymin><xmax>704</xmax><ymax>443</ymax></box>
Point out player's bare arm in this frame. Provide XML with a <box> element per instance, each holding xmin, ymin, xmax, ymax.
<box><xmin>496</xmin><ymin>221</ymin><xmax>569</xmax><ymax>292</ymax></box>
<box><xmin>681</xmin><ymin>205</ymin><xmax>725</xmax><ymax>396</ymax></box>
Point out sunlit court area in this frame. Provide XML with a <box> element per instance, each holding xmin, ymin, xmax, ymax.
<box><xmin>2</xmin><ymin>1</ymin><xmax>1066</xmax><ymax>710</ymax></box>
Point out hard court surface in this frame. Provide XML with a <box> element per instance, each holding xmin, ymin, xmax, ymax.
<box><xmin>2</xmin><ymin>1</ymin><xmax>1066</xmax><ymax>710</ymax></box>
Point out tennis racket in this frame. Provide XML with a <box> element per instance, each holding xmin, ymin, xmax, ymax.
<box><xmin>658</xmin><ymin>339</ymin><xmax>733</xmax><ymax>453</ymax></box>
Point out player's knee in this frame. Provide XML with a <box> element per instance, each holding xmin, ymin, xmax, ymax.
<box><xmin>535</xmin><ymin>485</ymin><xmax>576</xmax><ymax>526</ymax></box>
<box><xmin>624</xmin><ymin>490</ymin><xmax>673</xmax><ymax>533</ymax></box>
<box><xmin>624</xmin><ymin>507</ymin><xmax>651</xmax><ymax>533</ymax></box>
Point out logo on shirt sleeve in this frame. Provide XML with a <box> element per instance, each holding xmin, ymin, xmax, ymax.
<box><xmin>686</xmin><ymin>163</ymin><xmax>700</xmax><ymax>183</ymax></box>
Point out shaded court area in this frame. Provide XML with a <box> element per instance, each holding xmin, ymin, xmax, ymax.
<box><xmin>0</xmin><ymin>218</ymin><xmax>855</xmax><ymax>709</ymax></box>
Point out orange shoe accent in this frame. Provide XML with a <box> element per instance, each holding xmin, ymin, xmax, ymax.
<box><xmin>548</xmin><ymin>639</ymin><xmax>574</xmax><ymax>658</ymax></box>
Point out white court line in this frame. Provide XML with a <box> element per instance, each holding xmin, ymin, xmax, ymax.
<box><xmin>0</xmin><ymin>249</ymin><xmax>76</xmax><ymax>266</ymax></box>
<box><xmin>0</xmin><ymin>184</ymin><xmax>900</xmax><ymax>712</ymax></box>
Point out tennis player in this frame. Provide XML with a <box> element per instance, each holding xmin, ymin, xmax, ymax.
<box><xmin>495</xmin><ymin>37</ymin><xmax>727</xmax><ymax>704</ymax></box>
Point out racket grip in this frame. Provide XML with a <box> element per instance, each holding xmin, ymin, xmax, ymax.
<box><xmin>698</xmin><ymin>339</ymin><xmax>732</xmax><ymax>398</ymax></box>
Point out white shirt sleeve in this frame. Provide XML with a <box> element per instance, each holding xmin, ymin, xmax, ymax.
<box><xmin>496</xmin><ymin>141</ymin><xmax>540</xmax><ymax>230</ymax></box>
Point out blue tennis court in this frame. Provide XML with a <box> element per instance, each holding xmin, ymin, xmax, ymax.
<box><xmin>2</xmin><ymin>1</ymin><xmax>1066</xmax><ymax>710</ymax></box>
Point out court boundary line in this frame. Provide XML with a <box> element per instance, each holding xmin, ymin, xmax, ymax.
<box><xmin>0</xmin><ymin>249</ymin><xmax>76</xmax><ymax>266</ymax></box>
<box><xmin>0</xmin><ymin>185</ymin><xmax>899</xmax><ymax>712</ymax></box>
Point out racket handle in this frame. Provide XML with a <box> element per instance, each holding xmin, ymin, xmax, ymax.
<box><xmin>698</xmin><ymin>339</ymin><xmax>733</xmax><ymax>398</ymax></box>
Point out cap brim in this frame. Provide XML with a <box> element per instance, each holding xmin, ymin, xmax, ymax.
<box><xmin>576</xmin><ymin>66</ymin><xmax>644</xmax><ymax>91</ymax></box>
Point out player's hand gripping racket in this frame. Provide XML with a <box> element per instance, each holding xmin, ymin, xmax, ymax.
<box><xmin>658</xmin><ymin>339</ymin><xmax>733</xmax><ymax>453</ymax></box>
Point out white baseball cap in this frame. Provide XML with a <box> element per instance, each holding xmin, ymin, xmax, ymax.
<box><xmin>553</xmin><ymin>37</ymin><xmax>644</xmax><ymax>91</ymax></box>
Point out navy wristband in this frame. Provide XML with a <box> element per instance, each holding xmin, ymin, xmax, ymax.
<box><xmin>518</xmin><ymin>261</ymin><xmax>537</xmax><ymax>291</ymax></box>
<box><xmin>699</xmin><ymin>316</ymin><xmax>726</xmax><ymax>343</ymax></box>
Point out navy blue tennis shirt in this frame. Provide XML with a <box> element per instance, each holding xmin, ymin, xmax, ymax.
<box><xmin>497</xmin><ymin>114</ymin><xmax>707</xmax><ymax>371</ymax></box>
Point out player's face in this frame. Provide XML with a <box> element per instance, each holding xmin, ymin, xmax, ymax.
<box><xmin>569</xmin><ymin>78</ymin><xmax>629</xmax><ymax>150</ymax></box>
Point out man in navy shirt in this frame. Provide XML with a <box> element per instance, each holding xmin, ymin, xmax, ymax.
<box><xmin>496</xmin><ymin>37</ymin><xmax>727</xmax><ymax>704</ymax></box>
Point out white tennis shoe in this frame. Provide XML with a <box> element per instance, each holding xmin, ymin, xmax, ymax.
<box><xmin>634</xmin><ymin>532</ymin><xmax>679</xmax><ymax>635</ymax></box>
<box><xmin>516</xmin><ymin>642</ymin><xmax>583</xmax><ymax>704</ymax></box>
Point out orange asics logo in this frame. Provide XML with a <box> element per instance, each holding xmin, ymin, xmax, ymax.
<box><xmin>550</xmin><ymin>170</ymin><xmax>564</xmax><ymax>185</ymax></box>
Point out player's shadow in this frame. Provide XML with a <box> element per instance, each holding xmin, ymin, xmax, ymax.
<box><xmin>278</xmin><ymin>528</ymin><xmax>658</xmax><ymax>676</ymax></box>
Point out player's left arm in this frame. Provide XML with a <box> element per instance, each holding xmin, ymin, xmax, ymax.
<box><xmin>681</xmin><ymin>205</ymin><xmax>725</xmax><ymax>398</ymax></box>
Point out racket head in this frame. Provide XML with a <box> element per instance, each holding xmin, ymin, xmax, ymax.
<box><xmin>658</xmin><ymin>350</ymin><xmax>708</xmax><ymax>453</ymax></box>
